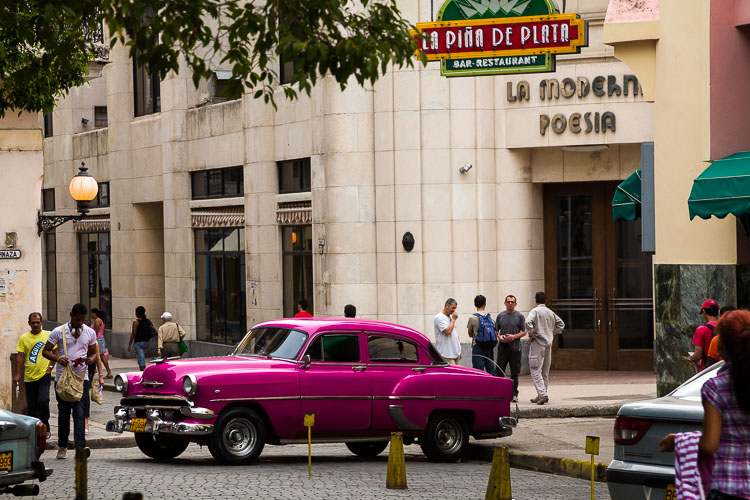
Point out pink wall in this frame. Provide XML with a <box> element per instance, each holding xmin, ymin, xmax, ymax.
<box><xmin>710</xmin><ymin>0</ymin><xmax>750</xmax><ymax>160</ymax></box>
<box><xmin>604</xmin><ymin>0</ymin><xmax>658</xmax><ymax>24</ymax></box>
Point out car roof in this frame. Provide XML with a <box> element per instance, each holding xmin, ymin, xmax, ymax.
<box><xmin>253</xmin><ymin>318</ymin><xmax>430</xmax><ymax>344</ymax></box>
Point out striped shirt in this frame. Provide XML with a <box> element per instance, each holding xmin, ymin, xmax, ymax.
<box><xmin>701</xmin><ymin>364</ymin><xmax>750</xmax><ymax>498</ymax></box>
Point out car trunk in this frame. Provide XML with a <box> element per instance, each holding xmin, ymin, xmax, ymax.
<box><xmin>0</xmin><ymin>420</ymin><xmax>32</xmax><ymax>471</ymax></box>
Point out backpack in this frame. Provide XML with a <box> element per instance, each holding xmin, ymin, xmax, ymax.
<box><xmin>474</xmin><ymin>313</ymin><xmax>498</xmax><ymax>348</ymax></box>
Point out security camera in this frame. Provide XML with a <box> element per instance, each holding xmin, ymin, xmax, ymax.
<box><xmin>459</xmin><ymin>162</ymin><xmax>473</xmax><ymax>174</ymax></box>
<box><xmin>81</xmin><ymin>118</ymin><xmax>89</xmax><ymax>125</ymax></box>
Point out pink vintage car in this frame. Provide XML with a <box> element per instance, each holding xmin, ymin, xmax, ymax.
<box><xmin>107</xmin><ymin>318</ymin><xmax>516</xmax><ymax>464</ymax></box>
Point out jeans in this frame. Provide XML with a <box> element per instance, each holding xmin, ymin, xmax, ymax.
<box><xmin>55</xmin><ymin>379</ymin><xmax>89</xmax><ymax>449</ymax></box>
<box><xmin>24</xmin><ymin>374</ymin><xmax>51</xmax><ymax>431</ymax></box>
<box><xmin>496</xmin><ymin>344</ymin><xmax>522</xmax><ymax>396</ymax></box>
<box><xmin>134</xmin><ymin>341</ymin><xmax>150</xmax><ymax>367</ymax></box>
<box><xmin>471</xmin><ymin>345</ymin><xmax>496</xmax><ymax>375</ymax></box>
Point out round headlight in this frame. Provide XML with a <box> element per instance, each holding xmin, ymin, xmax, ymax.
<box><xmin>182</xmin><ymin>374</ymin><xmax>197</xmax><ymax>397</ymax></box>
<box><xmin>114</xmin><ymin>374</ymin><xmax>128</xmax><ymax>393</ymax></box>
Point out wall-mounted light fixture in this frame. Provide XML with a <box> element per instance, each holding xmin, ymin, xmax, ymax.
<box><xmin>459</xmin><ymin>162</ymin><xmax>473</xmax><ymax>174</ymax></box>
<box><xmin>402</xmin><ymin>232</ymin><xmax>415</xmax><ymax>252</ymax></box>
<box><xmin>37</xmin><ymin>162</ymin><xmax>99</xmax><ymax>235</ymax></box>
<box><xmin>317</xmin><ymin>237</ymin><xmax>326</xmax><ymax>254</ymax></box>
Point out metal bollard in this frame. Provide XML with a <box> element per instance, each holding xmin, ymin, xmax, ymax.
<box><xmin>385</xmin><ymin>432</ymin><xmax>407</xmax><ymax>489</ymax></box>
<box><xmin>485</xmin><ymin>445</ymin><xmax>512</xmax><ymax>500</ymax></box>
<box><xmin>74</xmin><ymin>447</ymin><xmax>90</xmax><ymax>500</ymax></box>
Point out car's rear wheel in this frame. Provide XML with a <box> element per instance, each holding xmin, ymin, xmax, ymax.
<box><xmin>208</xmin><ymin>408</ymin><xmax>265</xmax><ymax>465</ymax></box>
<box><xmin>419</xmin><ymin>413</ymin><xmax>469</xmax><ymax>462</ymax></box>
<box><xmin>134</xmin><ymin>433</ymin><xmax>189</xmax><ymax>459</ymax></box>
<box><xmin>345</xmin><ymin>441</ymin><xmax>389</xmax><ymax>458</ymax></box>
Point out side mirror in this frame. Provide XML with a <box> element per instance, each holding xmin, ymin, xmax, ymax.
<box><xmin>300</xmin><ymin>354</ymin><xmax>311</xmax><ymax>370</ymax></box>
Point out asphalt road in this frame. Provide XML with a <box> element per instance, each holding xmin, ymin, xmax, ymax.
<box><xmin>37</xmin><ymin>443</ymin><xmax>610</xmax><ymax>500</ymax></box>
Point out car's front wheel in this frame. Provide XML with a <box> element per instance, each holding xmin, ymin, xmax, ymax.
<box><xmin>419</xmin><ymin>413</ymin><xmax>469</xmax><ymax>462</ymax></box>
<box><xmin>345</xmin><ymin>441</ymin><xmax>389</xmax><ymax>458</ymax></box>
<box><xmin>208</xmin><ymin>408</ymin><xmax>265</xmax><ymax>465</ymax></box>
<box><xmin>134</xmin><ymin>433</ymin><xmax>189</xmax><ymax>459</ymax></box>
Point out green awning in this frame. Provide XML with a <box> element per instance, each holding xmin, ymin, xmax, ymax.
<box><xmin>688</xmin><ymin>151</ymin><xmax>750</xmax><ymax>220</ymax></box>
<box><xmin>612</xmin><ymin>169</ymin><xmax>641</xmax><ymax>221</ymax></box>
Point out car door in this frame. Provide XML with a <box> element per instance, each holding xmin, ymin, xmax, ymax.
<box><xmin>366</xmin><ymin>333</ymin><xmax>433</xmax><ymax>432</ymax></box>
<box><xmin>298</xmin><ymin>332</ymin><xmax>371</xmax><ymax>434</ymax></box>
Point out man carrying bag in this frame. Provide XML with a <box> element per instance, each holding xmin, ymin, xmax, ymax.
<box><xmin>43</xmin><ymin>303</ymin><xmax>98</xmax><ymax>459</ymax></box>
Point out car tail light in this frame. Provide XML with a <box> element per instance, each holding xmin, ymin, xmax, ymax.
<box><xmin>613</xmin><ymin>415</ymin><xmax>652</xmax><ymax>445</ymax></box>
<box><xmin>36</xmin><ymin>422</ymin><xmax>47</xmax><ymax>459</ymax></box>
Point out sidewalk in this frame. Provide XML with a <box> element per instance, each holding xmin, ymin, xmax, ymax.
<box><xmin>64</xmin><ymin>356</ymin><xmax>656</xmax><ymax>481</ymax></box>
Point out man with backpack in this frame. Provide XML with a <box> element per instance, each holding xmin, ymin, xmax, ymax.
<box><xmin>496</xmin><ymin>295</ymin><xmax>526</xmax><ymax>402</ymax></box>
<box><xmin>689</xmin><ymin>299</ymin><xmax>719</xmax><ymax>371</ymax></box>
<box><xmin>468</xmin><ymin>295</ymin><xmax>498</xmax><ymax>375</ymax></box>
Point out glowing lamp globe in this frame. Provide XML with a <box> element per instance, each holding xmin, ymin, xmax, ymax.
<box><xmin>68</xmin><ymin>162</ymin><xmax>98</xmax><ymax>202</ymax></box>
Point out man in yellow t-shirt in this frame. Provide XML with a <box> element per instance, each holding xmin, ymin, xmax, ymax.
<box><xmin>14</xmin><ymin>312</ymin><xmax>55</xmax><ymax>434</ymax></box>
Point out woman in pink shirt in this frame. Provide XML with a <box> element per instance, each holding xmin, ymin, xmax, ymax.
<box><xmin>91</xmin><ymin>308</ymin><xmax>113</xmax><ymax>378</ymax></box>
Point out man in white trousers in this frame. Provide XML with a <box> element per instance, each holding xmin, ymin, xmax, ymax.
<box><xmin>525</xmin><ymin>292</ymin><xmax>565</xmax><ymax>405</ymax></box>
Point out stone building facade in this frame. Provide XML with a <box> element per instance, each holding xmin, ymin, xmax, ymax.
<box><xmin>41</xmin><ymin>0</ymin><xmax>655</xmax><ymax>370</ymax></box>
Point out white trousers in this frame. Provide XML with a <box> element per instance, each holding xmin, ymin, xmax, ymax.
<box><xmin>528</xmin><ymin>341</ymin><xmax>552</xmax><ymax>397</ymax></box>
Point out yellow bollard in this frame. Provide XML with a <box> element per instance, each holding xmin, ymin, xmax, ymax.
<box><xmin>485</xmin><ymin>445</ymin><xmax>512</xmax><ymax>500</ymax></box>
<box><xmin>585</xmin><ymin>435</ymin><xmax>600</xmax><ymax>500</ymax></box>
<box><xmin>385</xmin><ymin>432</ymin><xmax>407</xmax><ymax>489</ymax></box>
<box><xmin>74</xmin><ymin>447</ymin><xmax>90</xmax><ymax>500</ymax></box>
<box><xmin>304</xmin><ymin>413</ymin><xmax>315</xmax><ymax>477</ymax></box>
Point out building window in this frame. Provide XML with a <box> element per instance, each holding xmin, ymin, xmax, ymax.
<box><xmin>42</xmin><ymin>188</ymin><xmax>55</xmax><ymax>212</ymax></box>
<box><xmin>92</xmin><ymin>182</ymin><xmax>109</xmax><ymax>208</ymax></box>
<box><xmin>191</xmin><ymin>166</ymin><xmax>244</xmax><ymax>200</ymax></box>
<box><xmin>277</xmin><ymin>158</ymin><xmax>311</xmax><ymax>194</ymax></box>
<box><xmin>282</xmin><ymin>225</ymin><xmax>313</xmax><ymax>317</ymax></box>
<box><xmin>94</xmin><ymin>106</ymin><xmax>108</xmax><ymax>128</ymax></box>
<box><xmin>212</xmin><ymin>71</ymin><xmax>239</xmax><ymax>103</ymax></box>
<box><xmin>195</xmin><ymin>228</ymin><xmax>246</xmax><ymax>344</ymax></box>
<box><xmin>279</xmin><ymin>55</ymin><xmax>294</xmax><ymax>85</ymax></box>
<box><xmin>44</xmin><ymin>233</ymin><xmax>57</xmax><ymax>323</ymax></box>
<box><xmin>43</xmin><ymin>113</ymin><xmax>53</xmax><ymax>138</ymax></box>
<box><xmin>78</xmin><ymin>232</ymin><xmax>112</xmax><ymax>328</ymax></box>
<box><xmin>133</xmin><ymin>53</ymin><xmax>161</xmax><ymax>117</ymax></box>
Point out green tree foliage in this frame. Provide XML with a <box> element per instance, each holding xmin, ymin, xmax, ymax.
<box><xmin>0</xmin><ymin>0</ymin><xmax>421</xmax><ymax>117</ymax></box>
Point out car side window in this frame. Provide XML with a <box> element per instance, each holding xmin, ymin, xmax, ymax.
<box><xmin>306</xmin><ymin>334</ymin><xmax>360</xmax><ymax>363</ymax></box>
<box><xmin>367</xmin><ymin>335</ymin><xmax>419</xmax><ymax>364</ymax></box>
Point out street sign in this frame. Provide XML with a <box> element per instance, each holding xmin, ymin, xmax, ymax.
<box><xmin>413</xmin><ymin>0</ymin><xmax>588</xmax><ymax>77</ymax></box>
<box><xmin>585</xmin><ymin>435</ymin><xmax>600</xmax><ymax>455</ymax></box>
<box><xmin>0</xmin><ymin>250</ymin><xmax>21</xmax><ymax>259</ymax></box>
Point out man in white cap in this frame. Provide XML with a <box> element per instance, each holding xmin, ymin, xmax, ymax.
<box><xmin>157</xmin><ymin>312</ymin><xmax>186</xmax><ymax>358</ymax></box>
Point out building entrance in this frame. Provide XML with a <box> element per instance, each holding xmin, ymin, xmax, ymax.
<box><xmin>543</xmin><ymin>182</ymin><xmax>654</xmax><ymax>370</ymax></box>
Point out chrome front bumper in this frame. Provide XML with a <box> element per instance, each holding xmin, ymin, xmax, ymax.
<box><xmin>106</xmin><ymin>407</ymin><xmax>214</xmax><ymax>436</ymax></box>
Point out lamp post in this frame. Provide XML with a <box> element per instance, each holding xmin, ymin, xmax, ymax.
<box><xmin>37</xmin><ymin>162</ymin><xmax>99</xmax><ymax>235</ymax></box>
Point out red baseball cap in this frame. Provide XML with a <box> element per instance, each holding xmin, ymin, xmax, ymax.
<box><xmin>701</xmin><ymin>299</ymin><xmax>719</xmax><ymax>310</ymax></box>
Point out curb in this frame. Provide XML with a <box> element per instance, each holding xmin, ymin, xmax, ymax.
<box><xmin>46</xmin><ymin>435</ymin><xmax>136</xmax><ymax>451</ymax></box>
<box><xmin>517</xmin><ymin>404</ymin><xmax>621</xmax><ymax>419</ymax></box>
<box><xmin>467</xmin><ymin>443</ymin><xmax>608</xmax><ymax>482</ymax></box>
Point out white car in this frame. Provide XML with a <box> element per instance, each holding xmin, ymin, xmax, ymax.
<box><xmin>0</xmin><ymin>409</ymin><xmax>52</xmax><ymax>496</ymax></box>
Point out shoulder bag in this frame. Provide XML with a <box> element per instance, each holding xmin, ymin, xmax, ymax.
<box><xmin>56</xmin><ymin>325</ymin><xmax>86</xmax><ymax>403</ymax></box>
<box><xmin>177</xmin><ymin>324</ymin><xmax>189</xmax><ymax>356</ymax></box>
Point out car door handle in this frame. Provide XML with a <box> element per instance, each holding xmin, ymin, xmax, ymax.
<box><xmin>352</xmin><ymin>366</ymin><xmax>366</xmax><ymax>372</ymax></box>
<box><xmin>0</xmin><ymin>422</ymin><xmax>16</xmax><ymax>431</ymax></box>
<box><xmin>412</xmin><ymin>367</ymin><xmax>425</xmax><ymax>373</ymax></box>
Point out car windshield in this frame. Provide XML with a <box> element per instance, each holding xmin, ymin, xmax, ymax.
<box><xmin>670</xmin><ymin>361</ymin><xmax>724</xmax><ymax>401</ymax></box>
<box><xmin>233</xmin><ymin>327</ymin><xmax>308</xmax><ymax>360</ymax></box>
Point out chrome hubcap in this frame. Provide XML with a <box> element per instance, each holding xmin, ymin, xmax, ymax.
<box><xmin>435</xmin><ymin>418</ymin><xmax>463</xmax><ymax>454</ymax></box>
<box><xmin>222</xmin><ymin>418</ymin><xmax>257</xmax><ymax>457</ymax></box>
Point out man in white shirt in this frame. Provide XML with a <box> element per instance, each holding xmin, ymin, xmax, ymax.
<box><xmin>525</xmin><ymin>292</ymin><xmax>565</xmax><ymax>405</ymax></box>
<box><xmin>434</xmin><ymin>298</ymin><xmax>461</xmax><ymax>364</ymax></box>
<box><xmin>43</xmin><ymin>303</ymin><xmax>98</xmax><ymax>458</ymax></box>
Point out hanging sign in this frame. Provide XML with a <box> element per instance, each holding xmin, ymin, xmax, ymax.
<box><xmin>413</xmin><ymin>0</ymin><xmax>588</xmax><ymax>77</ymax></box>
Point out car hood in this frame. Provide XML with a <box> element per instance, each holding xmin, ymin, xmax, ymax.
<box><xmin>129</xmin><ymin>355</ymin><xmax>296</xmax><ymax>394</ymax></box>
<box><xmin>618</xmin><ymin>395</ymin><xmax>704</xmax><ymax>423</ymax></box>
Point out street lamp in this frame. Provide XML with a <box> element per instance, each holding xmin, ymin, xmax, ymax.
<box><xmin>37</xmin><ymin>162</ymin><xmax>99</xmax><ymax>234</ymax></box>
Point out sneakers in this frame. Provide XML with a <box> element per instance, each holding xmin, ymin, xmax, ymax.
<box><xmin>56</xmin><ymin>447</ymin><xmax>67</xmax><ymax>459</ymax></box>
<box><xmin>536</xmin><ymin>396</ymin><xmax>549</xmax><ymax>405</ymax></box>
<box><xmin>530</xmin><ymin>396</ymin><xmax>540</xmax><ymax>403</ymax></box>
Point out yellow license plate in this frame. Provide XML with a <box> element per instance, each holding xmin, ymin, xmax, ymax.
<box><xmin>130</xmin><ymin>418</ymin><xmax>147</xmax><ymax>433</ymax></box>
<box><xmin>664</xmin><ymin>484</ymin><xmax>676</xmax><ymax>500</ymax></box>
<box><xmin>0</xmin><ymin>451</ymin><xmax>11</xmax><ymax>472</ymax></box>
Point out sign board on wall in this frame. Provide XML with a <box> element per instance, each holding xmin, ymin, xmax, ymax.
<box><xmin>413</xmin><ymin>0</ymin><xmax>588</xmax><ymax>77</ymax></box>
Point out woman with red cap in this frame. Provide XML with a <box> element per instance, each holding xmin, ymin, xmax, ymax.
<box><xmin>690</xmin><ymin>299</ymin><xmax>719</xmax><ymax>372</ymax></box>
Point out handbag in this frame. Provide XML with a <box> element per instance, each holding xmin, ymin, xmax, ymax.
<box><xmin>90</xmin><ymin>382</ymin><xmax>103</xmax><ymax>405</ymax></box>
<box><xmin>177</xmin><ymin>324</ymin><xmax>188</xmax><ymax>355</ymax></box>
<box><xmin>56</xmin><ymin>325</ymin><xmax>86</xmax><ymax>403</ymax></box>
